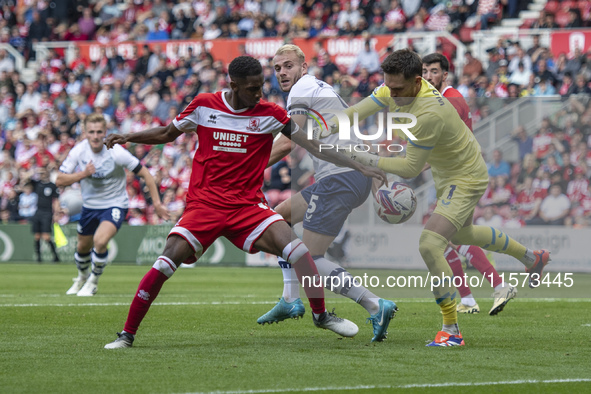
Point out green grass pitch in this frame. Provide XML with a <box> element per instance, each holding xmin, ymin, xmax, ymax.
<box><xmin>1</xmin><ymin>263</ymin><xmax>590</xmax><ymax>394</ymax></box>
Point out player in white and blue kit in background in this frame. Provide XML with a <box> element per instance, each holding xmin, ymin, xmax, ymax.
<box><xmin>57</xmin><ymin>113</ymin><xmax>169</xmax><ymax>296</ymax></box>
<box><xmin>257</xmin><ymin>45</ymin><xmax>397</xmax><ymax>342</ymax></box>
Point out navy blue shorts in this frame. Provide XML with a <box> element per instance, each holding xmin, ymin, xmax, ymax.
<box><xmin>77</xmin><ymin>207</ymin><xmax>128</xmax><ymax>236</ymax></box>
<box><xmin>300</xmin><ymin>171</ymin><xmax>372</xmax><ymax>236</ymax></box>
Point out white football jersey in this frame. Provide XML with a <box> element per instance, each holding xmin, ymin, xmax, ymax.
<box><xmin>59</xmin><ymin>140</ymin><xmax>140</xmax><ymax>209</ymax></box>
<box><xmin>287</xmin><ymin>74</ymin><xmax>361</xmax><ymax>181</ymax></box>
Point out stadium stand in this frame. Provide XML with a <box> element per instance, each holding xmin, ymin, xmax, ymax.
<box><xmin>0</xmin><ymin>0</ymin><xmax>590</xmax><ymax>227</ymax></box>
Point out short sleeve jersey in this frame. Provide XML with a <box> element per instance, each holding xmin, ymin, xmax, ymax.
<box><xmin>59</xmin><ymin>140</ymin><xmax>140</xmax><ymax>209</ymax></box>
<box><xmin>32</xmin><ymin>180</ymin><xmax>59</xmax><ymax>213</ymax></box>
<box><xmin>173</xmin><ymin>90</ymin><xmax>290</xmax><ymax>208</ymax></box>
<box><xmin>288</xmin><ymin>74</ymin><xmax>360</xmax><ymax>181</ymax></box>
<box><xmin>371</xmin><ymin>79</ymin><xmax>487</xmax><ymax>188</ymax></box>
<box><xmin>441</xmin><ymin>86</ymin><xmax>473</xmax><ymax>132</ymax></box>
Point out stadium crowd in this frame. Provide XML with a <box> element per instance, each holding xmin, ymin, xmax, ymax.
<box><xmin>0</xmin><ymin>0</ymin><xmax>589</xmax><ymax>53</ymax></box>
<box><xmin>0</xmin><ymin>0</ymin><xmax>591</xmax><ymax>229</ymax></box>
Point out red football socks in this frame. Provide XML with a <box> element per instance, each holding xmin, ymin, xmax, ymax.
<box><xmin>292</xmin><ymin>252</ymin><xmax>325</xmax><ymax>314</ymax></box>
<box><xmin>123</xmin><ymin>268</ymin><xmax>168</xmax><ymax>335</ymax></box>
<box><xmin>446</xmin><ymin>249</ymin><xmax>471</xmax><ymax>298</ymax></box>
<box><xmin>465</xmin><ymin>245</ymin><xmax>503</xmax><ymax>288</ymax></box>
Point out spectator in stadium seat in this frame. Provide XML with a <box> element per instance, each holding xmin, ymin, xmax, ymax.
<box><xmin>516</xmin><ymin>177</ymin><xmax>545</xmax><ymax>221</ymax></box>
<box><xmin>485</xmin><ymin>50</ymin><xmax>501</xmax><ymax>80</ymax></box>
<box><xmin>533</xmin><ymin>78</ymin><xmax>557</xmax><ymax>96</ymax></box>
<box><xmin>368</xmin><ymin>16</ymin><xmax>388</xmax><ymax>35</ymax></box>
<box><xmin>534</xmin><ymin>59</ymin><xmax>556</xmax><ymax>84</ymax></box>
<box><xmin>503</xmin><ymin>206</ymin><xmax>526</xmax><ymax>228</ymax></box>
<box><xmin>565</xmin><ymin>9</ymin><xmax>583</xmax><ymax>28</ymax></box>
<box><xmin>475</xmin><ymin>206</ymin><xmax>504</xmax><ymax>227</ymax></box>
<box><xmin>18</xmin><ymin>181</ymin><xmax>37</xmax><ymax>221</ymax></box>
<box><xmin>559</xmin><ymin>72</ymin><xmax>575</xmax><ymax>97</ymax></box>
<box><xmin>533</xmin><ymin>119</ymin><xmax>555</xmax><ymax>159</ymax></box>
<box><xmin>456</xmin><ymin>75</ymin><xmax>471</xmax><ymax>98</ymax></box>
<box><xmin>264</xmin><ymin>158</ymin><xmax>292</xmax><ymax>209</ymax></box>
<box><xmin>542</xmin><ymin>12</ymin><xmax>559</xmax><ymax>29</ymax></box>
<box><xmin>532</xmin><ymin>164</ymin><xmax>552</xmax><ymax>191</ymax></box>
<box><xmin>5</xmin><ymin>189</ymin><xmax>22</xmax><ymax>222</ymax></box>
<box><xmin>463</xmin><ymin>51</ymin><xmax>484</xmax><ymax>80</ymax></box>
<box><xmin>96</xmin><ymin>0</ymin><xmax>122</xmax><ymax>27</ymax></box>
<box><xmin>348</xmin><ymin>41</ymin><xmax>380</xmax><ymax>75</ymax></box>
<box><xmin>527</xmin><ymin>184</ymin><xmax>570</xmax><ymax>225</ymax></box>
<box><xmin>478</xmin><ymin>0</ymin><xmax>500</xmax><ymax>30</ymax></box>
<box><xmin>487</xmin><ymin>149</ymin><xmax>511</xmax><ymax>178</ymax></box>
<box><xmin>319</xmin><ymin>53</ymin><xmax>339</xmax><ymax>81</ymax></box>
<box><xmin>134</xmin><ymin>45</ymin><xmax>152</xmax><ymax>76</ymax></box>
<box><xmin>336</xmin><ymin>3</ymin><xmax>361</xmax><ymax>30</ymax></box>
<box><xmin>567</xmin><ymin>166</ymin><xmax>589</xmax><ymax>202</ymax></box>
<box><xmin>509</xmin><ymin>62</ymin><xmax>532</xmax><ymax>88</ymax></box>
<box><xmin>425</xmin><ymin>5</ymin><xmax>451</xmax><ymax>31</ymax></box>
<box><xmin>508</xmin><ymin>47</ymin><xmax>532</xmax><ymax>75</ymax></box>
<box><xmin>528</xmin><ymin>35</ymin><xmax>547</xmax><ymax>65</ymax></box>
<box><xmin>0</xmin><ymin>49</ymin><xmax>14</xmax><ymax>73</ymax></box>
<box><xmin>512</xmin><ymin>126</ymin><xmax>533</xmax><ymax>162</ymax></box>
<box><xmin>572</xmin><ymin>74</ymin><xmax>591</xmax><ymax>95</ymax></box>
<box><xmin>17</xmin><ymin>83</ymin><xmax>41</xmax><ymax>116</ymax></box>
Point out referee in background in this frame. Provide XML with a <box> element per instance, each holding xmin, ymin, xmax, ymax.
<box><xmin>30</xmin><ymin>168</ymin><xmax>60</xmax><ymax>263</ymax></box>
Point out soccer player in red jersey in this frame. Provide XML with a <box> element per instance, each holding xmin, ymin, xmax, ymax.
<box><xmin>103</xmin><ymin>56</ymin><xmax>387</xmax><ymax>349</ymax></box>
<box><xmin>422</xmin><ymin>53</ymin><xmax>516</xmax><ymax>315</ymax></box>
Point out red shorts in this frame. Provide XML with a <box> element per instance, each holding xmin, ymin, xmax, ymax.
<box><xmin>169</xmin><ymin>201</ymin><xmax>284</xmax><ymax>258</ymax></box>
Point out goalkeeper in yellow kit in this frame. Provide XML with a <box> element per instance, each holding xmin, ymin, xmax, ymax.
<box><xmin>340</xmin><ymin>49</ymin><xmax>550</xmax><ymax>346</ymax></box>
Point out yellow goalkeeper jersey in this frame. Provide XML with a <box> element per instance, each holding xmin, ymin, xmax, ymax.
<box><xmin>363</xmin><ymin>79</ymin><xmax>488</xmax><ymax>191</ymax></box>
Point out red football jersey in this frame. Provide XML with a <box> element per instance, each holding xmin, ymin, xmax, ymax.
<box><xmin>173</xmin><ymin>91</ymin><xmax>290</xmax><ymax>208</ymax></box>
<box><xmin>516</xmin><ymin>188</ymin><xmax>547</xmax><ymax>216</ymax></box>
<box><xmin>442</xmin><ymin>86</ymin><xmax>473</xmax><ymax>132</ymax></box>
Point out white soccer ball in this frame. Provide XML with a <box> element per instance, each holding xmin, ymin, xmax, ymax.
<box><xmin>373</xmin><ymin>182</ymin><xmax>417</xmax><ymax>224</ymax></box>
<box><xmin>60</xmin><ymin>188</ymin><xmax>83</xmax><ymax>216</ymax></box>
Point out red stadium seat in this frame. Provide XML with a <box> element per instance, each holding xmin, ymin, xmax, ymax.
<box><xmin>555</xmin><ymin>10</ymin><xmax>571</xmax><ymax>26</ymax></box>
<box><xmin>559</xmin><ymin>0</ymin><xmax>576</xmax><ymax>9</ymax></box>
<box><xmin>520</xmin><ymin>18</ymin><xmax>537</xmax><ymax>28</ymax></box>
<box><xmin>459</xmin><ymin>26</ymin><xmax>475</xmax><ymax>42</ymax></box>
<box><xmin>578</xmin><ymin>0</ymin><xmax>591</xmax><ymax>18</ymax></box>
<box><xmin>544</xmin><ymin>1</ymin><xmax>559</xmax><ymax>12</ymax></box>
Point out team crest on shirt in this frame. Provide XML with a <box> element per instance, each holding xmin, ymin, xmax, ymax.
<box><xmin>246</xmin><ymin>118</ymin><xmax>261</xmax><ymax>132</ymax></box>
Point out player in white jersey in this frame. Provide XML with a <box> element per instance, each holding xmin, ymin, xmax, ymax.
<box><xmin>256</xmin><ymin>45</ymin><xmax>397</xmax><ymax>342</ymax></box>
<box><xmin>57</xmin><ymin>113</ymin><xmax>169</xmax><ymax>296</ymax></box>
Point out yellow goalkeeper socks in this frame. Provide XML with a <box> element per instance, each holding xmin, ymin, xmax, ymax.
<box><xmin>419</xmin><ymin>230</ymin><xmax>458</xmax><ymax>325</ymax></box>
<box><xmin>452</xmin><ymin>225</ymin><xmax>534</xmax><ymax>268</ymax></box>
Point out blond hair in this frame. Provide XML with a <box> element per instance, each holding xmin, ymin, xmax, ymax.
<box><xmin>84</xmin><ymin>113</ymin><xmax>107</xmax><ymax>127</ymax></box>
<box><xmin>275</xmin><ymin>44</ymin><xmax>305</xmax><ymax>63</ymax></box>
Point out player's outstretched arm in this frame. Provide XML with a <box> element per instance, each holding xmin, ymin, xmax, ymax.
<box><xmin>137</xmin><ymin>166</ymin><xmax>170</xmax><ymax>221</ymax></box>
<box><xmin>322</xmin><ymin>95</ymin><xmax>383</xmax><ymax>138</ymax></box>
<box><xmin>288</xmin><ymin>123</ymin><xmax>387</xmax><ymax>184</ymax></box>
<box><xmin>343</xmin><ymin>96</ymin><xmax>383</xmax><ymax>124</ymax></box>
<box><xmin>105</xmin><ymin>123</ymin><xmax>183</xmax><ymax>149</ymax></box>
<box><xmin>342</xmin><ymin>145</ymin><xmax>431</xmax><ymax>179</ymax></box>
<box><xmin>267</xmin><ymin>134</ymin><xmax>294</xmax><ymax>168</ymax></box>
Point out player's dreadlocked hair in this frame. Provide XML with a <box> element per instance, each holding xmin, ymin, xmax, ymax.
<box><xmin>381</xmin><ymin>49</ymin><xmax>423</xmax><ymax>80</ymax></box>
<box><xmin>228</xmin><ymin>56</ymin><xmax>263</xmax><ymax>79</ymax></box>
<box><xmin>422</xmin><ymin>53</ymin><xmax>449</xmax><ymax>72</ymax></box>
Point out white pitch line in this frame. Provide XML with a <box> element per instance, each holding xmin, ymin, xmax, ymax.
<box><xmin>1</xmin><ymin>298</ymin><xmax>591</xmax><ymax>308</ymax></box>
<box><xmin>0</xmin><ymin>301</ymin><xmax>280</xmax><ymax>308</ymax></box>
<box><xmin>185</xmin><ymin>378</ymin><xmax>591</xmax><ymax>394</ymax></box>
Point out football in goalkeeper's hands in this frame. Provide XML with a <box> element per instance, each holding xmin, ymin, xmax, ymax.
<box><xmin>373</xmin><ymin>182</ymin><xmax>417</xmax><ymax>224</ymax></box>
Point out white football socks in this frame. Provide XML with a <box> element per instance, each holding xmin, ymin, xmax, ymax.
<box><xmin>278</xmin><ymin>259</ymin><xmax>300</xmax><ymax>303</ymax></box>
